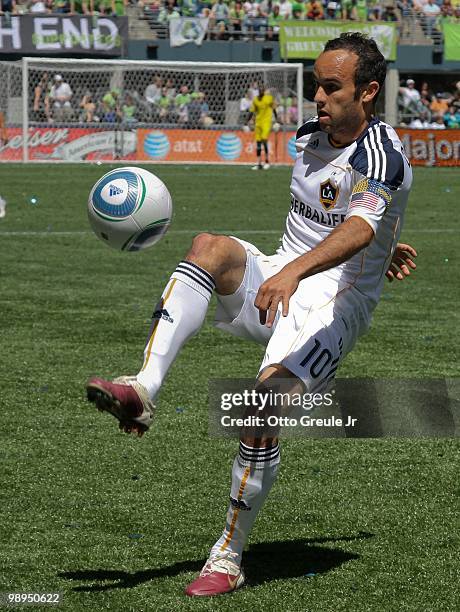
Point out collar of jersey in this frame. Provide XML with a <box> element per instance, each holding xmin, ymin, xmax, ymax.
<box><xmin>327</xmin><ymin>116</ymin><xmax>380</xmax><ymax>149</ymax></box>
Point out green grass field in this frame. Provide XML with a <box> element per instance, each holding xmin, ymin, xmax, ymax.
<box><xmin>0</xmin><ymin>164</ymin><xmax>458</xmax><ymax>612</ymax></box>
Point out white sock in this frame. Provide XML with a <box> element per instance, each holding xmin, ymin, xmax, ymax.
<box><xmin>210</xmin><ymin>441</ymin><xmax>280</xmax><ymax>565</ymax></box>
<box><xmin>136</xmin><ymin>260</ymin><xmax>215</xmax><ymax>399</ymax></box>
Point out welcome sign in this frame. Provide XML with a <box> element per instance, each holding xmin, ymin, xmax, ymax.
<box><xmin>279</xmin><ymin>22</ymin><xmax>397</xmax><ymax>61</ymax></box>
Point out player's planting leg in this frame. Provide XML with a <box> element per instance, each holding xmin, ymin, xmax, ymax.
<box><xmin>252</xmin><ymin>141</ymin><xmax>263</xmax><ymax>170</ymax></box>
<box><xmin>185</xmin><ymin>366</ymin><xmax>302</xmax><ymax>596</ymax></box>
<box><xmin>262</xmin><ymin>141</ymin><xmax>270</xmax><ymax>170</ymax></box>
<box><xmin>87</xmin><ymin>234</ymin><xmax>247</xmax><ymax>435</ymax></box>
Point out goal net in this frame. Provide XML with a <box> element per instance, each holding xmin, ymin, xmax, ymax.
<box><xmin>0</xmin><ymin>58</ymin><xmax>303</xmax><ymax>164</ymax></box>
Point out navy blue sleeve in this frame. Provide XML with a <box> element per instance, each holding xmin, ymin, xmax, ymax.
<box><xmin>349</xmin><ymin>123</ymin><xmax>405</xmax><ymax>190</ymax></box>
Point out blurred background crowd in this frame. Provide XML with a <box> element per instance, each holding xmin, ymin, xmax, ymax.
<box><xmin>31</xmin><ymin>71</ymin><xmax>300</xmax><ymax>127</ymax></box>
<box><xmin>0</xmin><ymin>0</ymin><xmax>127</xmax><ymax>15</ymax></box>
<box><xmin>29</xmin><ymin>70</ymin><xmax>460</xmax><ymax>128</ymax></box>
<box><xmin>398</xmin><ymin>77</ymin><xmax>460</xmax><ymax>127</ymax></box>
<box><xmin>2</xmin><ymin>0</ymin><xmax>459</xmax><ymax>43</ymax></box>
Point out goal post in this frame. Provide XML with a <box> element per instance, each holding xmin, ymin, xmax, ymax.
<box><xmin>1</xmin><ymin>57</ymin><xmax>304</xmax><ymax>164</ymax></box>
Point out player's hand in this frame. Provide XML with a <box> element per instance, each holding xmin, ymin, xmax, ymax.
<box><xmin>254</xmin><ymin>270</ymin><xmax>299</xmax><ymax>328</ymax></box>
<box><xmin>386</xmin><ymin>242</ymin><xmax>417</xmax><ymax>282</ymax></box>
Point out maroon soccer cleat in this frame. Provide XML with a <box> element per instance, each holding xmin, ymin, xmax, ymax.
<box><xmin>185</xmin><ymin>554</ymin><xmax>245</xmax><ymax>597</ymax></box>
<box><xmin>86</xmin><ymin>375</ymin><xmax>154</xmax><ymax>437</ymax></box>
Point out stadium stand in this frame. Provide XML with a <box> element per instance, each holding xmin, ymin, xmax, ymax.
<box><xmin>5</xmin><ymin>0</ymin><xmax>457</xmax><ymax>48</ymax></box>
<box><xmin>1</xmin><ymin>0</ymin><xmax>460</xmax><ymax>138</ymax></box>
<box><xmin>132</xmin><ymin>0</ymin><xmax>457</xmax><ymax>47</ymax></box>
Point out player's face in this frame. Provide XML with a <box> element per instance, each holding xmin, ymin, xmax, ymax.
<box><xmin>313</xmin><ymin>50</ymin><xmax>369</xmax><ymax>143</ymax></box>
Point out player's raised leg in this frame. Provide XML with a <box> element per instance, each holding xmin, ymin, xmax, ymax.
<box><xmin>86</xmin><ymin>234</ymin><xmax>247</xmax><ymax>435</ymax></box>
<box><xmin>185</xmin><ymin>364</ymin><xmax>303</xmax><ymax>596</ymax></box>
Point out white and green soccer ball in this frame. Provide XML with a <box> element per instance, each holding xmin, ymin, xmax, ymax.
<box><xmin>88</xmin><ymin>167</ymin><xmax>172</xmax><ymax>251</ymax></box>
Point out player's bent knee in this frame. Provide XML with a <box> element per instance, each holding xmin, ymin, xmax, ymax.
<box><xmin>188</xmin><ymin>232</ymin><xmax>217</xmax><ymax>256</ymax></box>
<box><xmin>185</xmin><ymin>233</ymin><xmax>247</xmax><ymax>295</ymax></box>
<box><xmin>188</xmin><ymin>232</ymin><xmax>233</xmax><ymax>259</ymax></box>
<box><xmin>187</xmin><ymin>233</ymin><xmax>245</xmax><ymax>275</ymax></box>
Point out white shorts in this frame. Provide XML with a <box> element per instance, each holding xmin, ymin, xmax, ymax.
<box><xmin>214</xmin><ymin>238</ymin><xmax>370</xmax><ymax>392</ymax></box>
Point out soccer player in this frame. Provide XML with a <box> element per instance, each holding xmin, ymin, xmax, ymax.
<box><xmin>86</xmin><ymin>33</ymin><xmax>417</xmax><ymax>596</ymax></box>
<box><xmin>246</xmin><ymin>85</ymin><xmax>277</xmax><ymax>170</ymax></box>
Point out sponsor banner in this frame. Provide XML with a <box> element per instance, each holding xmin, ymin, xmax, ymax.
<box><xmin>1</xmin><ymin>127</ymin><xmax>458</xmax><ymax>166</ymax></box>
<box><xmin>169</xmin><ymin>17</ymin><xmax>209</xmax><ymax>47</ymax></box>
<box><xmin>0</xmin><ymin>127</ymin><xmax>137</xmax><ymax>161</ymax></box>
<box><xmin>442</xmin><ymin>22</ymin><xmax>460</xmax><ymax>62</ymax></box>
<box><xmin>0</xmin><ymin>15</ymin><xmax>127</xmax><ymax>56</ymax></box>
<box><xmin>139</xmin><ymin>128</ymin><xmax>459</xmax><ymax>166</ymax></box>
<box><xmin>279</xmin><ymin>22</ymin><xmax>397</xmax><ymax>60</ymax></box>
<box><xmin>397</xmin><ymin>128</ymin><xmax>460</xmax><ymax>167</ymax></box>
<box><xmin>138</xmin><ymin>128</ymin><xmax>298</xmax><ymax>164</ymax></box>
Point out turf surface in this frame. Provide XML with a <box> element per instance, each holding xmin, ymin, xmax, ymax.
<box><xmin>0</xmin><ymin>164</ymin><xmax>458</xmax><ymax>611</ymax></box>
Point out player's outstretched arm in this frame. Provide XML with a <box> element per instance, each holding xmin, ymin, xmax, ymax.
<box><xmin>386</xmin><ymin>242</ymin><xmax>417</xmax><ymax>282</ymax></box>
<box><xmin>255</xmin><ymin>217</ymin><xmax>373</xmax><ymax>327</ymax></box>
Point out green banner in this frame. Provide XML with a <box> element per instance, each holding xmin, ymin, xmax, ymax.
<box><xmin>279</xmin><ymin>22</ymin><xmax>397</xmax><ymax>61</ymax></box>
<box><xmin>443</xmin><ymin>22</ymin><xmax>460</xmax><ymax>61</ymax></box>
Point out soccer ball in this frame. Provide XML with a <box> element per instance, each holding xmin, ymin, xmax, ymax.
<box><xmin>87</xmin><ymin>167</ymin><xmax>172</xmax><ymax>251</ymax></box>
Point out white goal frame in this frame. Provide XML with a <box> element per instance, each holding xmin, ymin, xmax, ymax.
<box><xmin>18</xmin><ymin>57</ymin><xmax>304</xmax><ymax>164</ymax></box>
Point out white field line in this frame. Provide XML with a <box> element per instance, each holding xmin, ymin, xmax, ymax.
<box><xmin>0</xmin><ymin>228</ymin><xmax>458</xmax><ymax>237</ymax></box>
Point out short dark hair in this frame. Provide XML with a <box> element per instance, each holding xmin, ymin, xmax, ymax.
<box><xmin>323</xmin><ymin>32</ymin><xmax>387</xmax><ymax>102</ymax></box>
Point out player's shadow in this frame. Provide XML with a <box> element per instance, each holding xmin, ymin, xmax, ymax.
<box><xmin>58</xmin><ymin>532</ymin><xmax>373</xmax><ymax>592</ymax></box>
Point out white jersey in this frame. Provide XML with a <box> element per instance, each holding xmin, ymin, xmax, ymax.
<box><xmin>50</xmin><ymin>82</ymin><xmax>72</xmax><ymax>101</ymax></box>
<box><xmin>279</xmin><ymin>117</ymin><xmax>412</xmax><ymax>316</ymax></box>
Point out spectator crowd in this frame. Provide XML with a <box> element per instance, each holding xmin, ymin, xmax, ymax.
<box><xmin>1</xmin><ymin>0</ymin><xmax>459</xmax><ymax>41</ymax></box>
<box><xmin>399</xmin><ymin>78</ymin><xmax>460</xmax><ymax>128</ymax></box>
<box><xmin>30</xmin><ymin>72</ymin><xmax>303</xmax><ymax>127</ymax></box>
<box><xmin>140</xmin><ymin>0</ymin><xmax>460</xmax><ymax>41</ymax></box>
<box><xmin>147</xmin><ymin>0</ymin><xmax>403</xmax><ymax>41</ymax></box>
<box><xmin>0</xmin><ymin>0</ymin><xmax>127</xmax><ymax>15</ymax></box>
<box><xmin>30</xmin><ymin>70</ymin><xmax>460</xmax><ymax>129</ymax></box>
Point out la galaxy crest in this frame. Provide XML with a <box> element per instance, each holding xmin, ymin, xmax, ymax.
<box><xmin>320</xmin><ymin>179</ymin><xmax>339</xmax><ymax>211</ymax></box>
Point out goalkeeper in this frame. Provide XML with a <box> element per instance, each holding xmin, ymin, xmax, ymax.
<box><xmin>246</xmin><ymin>85</ymin><xmax>278</xmax><ymax>170</ymax></box>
